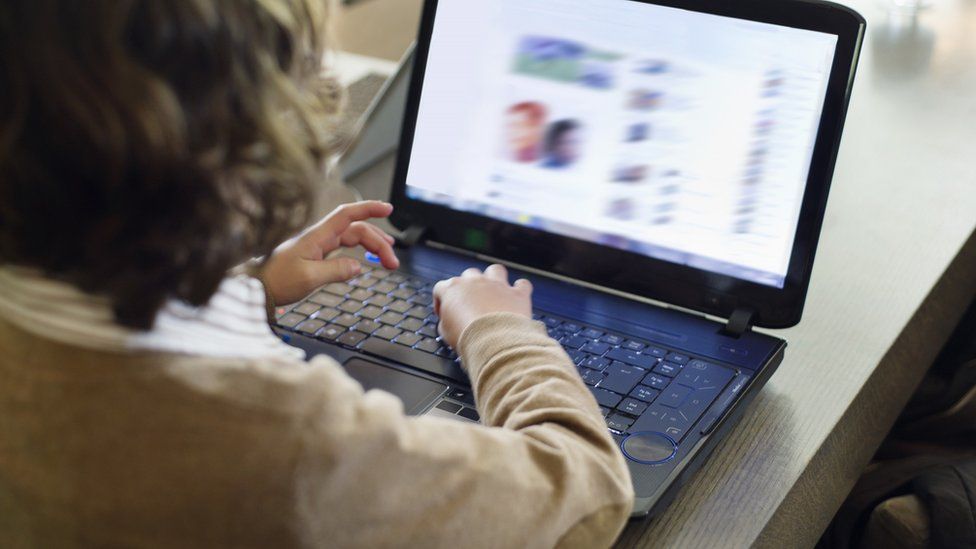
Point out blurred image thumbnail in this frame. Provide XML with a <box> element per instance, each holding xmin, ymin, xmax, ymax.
<box><xmin>612</xmin><ymin>164</ymin><xmax>651</xmax><ymax>183</ymax></box>
<box><xmin>625</xmin><ymin>122</ymin><xmax>651</xmax><ymax>142</ymax></box>
<box><xmin>628</xmin><ymin>89</ymin><xmax>664</xmax><ymax>111</ymax></box>
<box><xmin>542</xmin><ymin>119</ymin><xmax>584</xmax><ymax>169</ymax></box>
<box><xmin>504</xmin><ymin>101</ymin><xmax>549</xmax><ymax>163</ymax></box>
<box><xmin>513</xmin><ymin>35</ymin><xmax>621</xmax><ymax>89</ymax></box>
<box><xmin>513</xmin><ymin>36</ymin><xmax>586</xmax><ymax>84</ymax></box>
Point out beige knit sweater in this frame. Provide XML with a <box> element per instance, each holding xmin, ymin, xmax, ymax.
<box><xmin>0</xmin><ymin>308</ymin><xmax>634</xmax><ymax>548</ymax></box>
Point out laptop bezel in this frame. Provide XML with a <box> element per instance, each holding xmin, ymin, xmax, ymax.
<box><xmin>388</xmin><ymin>0</ymin><xmax>865</xmax><ymax>329</ymax></box>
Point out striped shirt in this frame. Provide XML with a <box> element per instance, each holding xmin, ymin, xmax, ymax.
<box><xmin>0</xmin><ymin>266</ymin><xmax>304</xmax><ymax>360</ymax></box>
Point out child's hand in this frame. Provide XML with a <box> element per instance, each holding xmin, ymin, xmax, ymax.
<box><xmin>433</xmin><ymin>264</ymin><xmax>533</xmax><ymax>351</ymax></box>
<box><xmin>261</xmin><ymin>201</ymin><xmax>399</xmax><ymax>305</ymax></box>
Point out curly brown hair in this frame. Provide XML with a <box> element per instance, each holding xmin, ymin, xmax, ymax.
<box><xmin>0</xmin><ymin>0</ymin><xmax>341</xmax><ymax>328</ymax></box>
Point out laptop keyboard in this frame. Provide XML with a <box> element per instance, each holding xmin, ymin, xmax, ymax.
<box><xmin>275</xmin><ymin>262</ymin><xmax>741</xmax><ymax>442</ymax></box>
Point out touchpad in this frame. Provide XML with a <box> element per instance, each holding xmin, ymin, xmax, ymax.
<box><xmin>343</xmin><ymin>358</ymin><xmax>448</xmax><ymax>415</ymax></box>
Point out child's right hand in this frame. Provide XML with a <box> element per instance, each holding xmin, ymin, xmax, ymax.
<box><xmin>432</xmin><ymin>264</ymin><xmax>533</xmax><ymax>352</ymax></box>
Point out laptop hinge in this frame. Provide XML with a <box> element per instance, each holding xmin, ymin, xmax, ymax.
<box><xmin>721</xmin><ymin>307</ymin><xmax>755</xmax><ymax>338</ymax></box>
<box><xmin>397</xmin><ymin>225</ymin><xmax>428</xmax><ymax>248</ymax></box>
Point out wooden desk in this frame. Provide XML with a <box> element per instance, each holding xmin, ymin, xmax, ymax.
<box><xmin>333</xmin><ymin>0</ymin><xmax>976</xmax><ymax>545</ymax></box>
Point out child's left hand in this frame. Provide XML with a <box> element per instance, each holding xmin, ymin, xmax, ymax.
<box><xmin>260</xmin><ymin>201</ymin><xmax>400</xmax><ymax>306</ymax></box>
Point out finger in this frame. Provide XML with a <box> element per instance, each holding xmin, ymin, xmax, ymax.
<box><xmin>514</xmin><ymin>278</ymin><xmax>533</xmax><ymax>295</ymax></box>
<box><xmin>484</xmin><ymin>264</ymin><xmax>509</xmax><ymax>283</ymax></box>
<box><xmin>306</xmin><ymin>257</ymin><xmax>362</xmax><ymax>284</ymax></box>
<box><xmin>309</xmin><ymin>201</ymin><xmax>394</xmax><ymax>243</ymax></box>
<box><xmin>339</xmin><ymin>222</ymin><xmax>400</xmax><ymax>269</ymax></box>
<box><xmin>461</xmin><ymin>268</ymin><xmax>482</xmax><ymax>278</ymax></box>
<box><xmin>432</xmin><ymin>278</ymin><xmax>453</xmax><ymax>316</ymax></box>
<box><xmin>366</xmin><ymin>223</ymin><xmax>397</xmax><ymax>249</ymax></box>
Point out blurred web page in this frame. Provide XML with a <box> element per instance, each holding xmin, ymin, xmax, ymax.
<box><xmin>404</xmin><ymin>0</ymin><xmax>838</xmax><ymax>288</ymax></box>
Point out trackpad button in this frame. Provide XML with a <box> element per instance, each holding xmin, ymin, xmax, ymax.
<box><xmin>621</xmin><ymin>431</ymin><xmax>678</xmax><ymax>464</ymax></box>
<box><xmin>343</xmin><ymin>358</ymin><xmax>448</xmax><ymax>415</ymax></box>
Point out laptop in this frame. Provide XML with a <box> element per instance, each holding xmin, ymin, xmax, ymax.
<box><xmin>274</xmin><ymin>0</ymin><xmax>865</xmax><ymax>518</ymax></box>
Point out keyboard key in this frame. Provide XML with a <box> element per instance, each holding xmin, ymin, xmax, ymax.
<box><xmin>297</xmin><ymin>319</ymin><xmax>326</xmax><ymax>335</ymax></box>
<box><xmin>317</xmin><ymin>324</ymin><xmax>345</xmax><ymax>341</ymax></box>
<box><xmin>560</xmin><ymin>335</ymin><xmax>589</xmax><ymax>349</ymax></box>
<box><xmin>588</xmin><ymin>387</ymin><xmax>623</xmax><ymax>408</ymax></box>
<box><xmin>404</xmin><ymin>277</ymin><xmax>426</xmax><ymax>290</ymax></box>
<box><xmin>411</xmin><ymin>293</ymin><xmax>433</xmax><ymax>306</ymax></box>
<box><xmin>418</xmin><ymin>324</ymin><xmax>439</xmax><ymax>338</ymax></box>
<box><xmin>388</xmin><ymin>300</ymin><xmax>412</xmax><ymax>314</ymax></box>
<box><xmin>645</xmin><ymin>346</ymin><xmax>667</xmax><ymax>359</ymax></box>
<box><xmin>581</xmin><ymin>355</ymin><xmax>610</xmax><ymax>371</ymax></box>
<box><xmin>359</xmin><ymin>305</ymin><xmax>384</xmax><ymax>320</ymax></box>
<box><xmin>580</xmin><ymin>341</ymin><xmax>611</xmax><ymax>355</ymax></box>
<box><xmin>348</xmin><ymin>288</ymin><xmax>373</xmax><ymax>302</ymax></box>
<box><xmin>352</xmin><ymin>276</ymin><xmax>378</xmax><ymax>289</ymax></box>
<box><xmin>333</xmin><ymin>314</ymin><xmax>358</xmax><ymax>328</ymax></box>
<box><xmin>606</xmin><ymin>413</ymin><xmax>634</xmax><ymax>432</ymax></box>
<box><xmin>309</xmin><ymin>291</ymin><xmax>343</xmax><ymax>308</ymax></box>
<box><xmin>277</xmin><ymin>313</ymin><xmax>305</xmax><ymax>328</ymax></box>
<box><xmin>415</xmin><ymin>337</ymin><xmax>440</xmax><ymax>353</ymax></box>
<box><xmin>458</xmin><ymin>407</ymin><xmax>480</xmax><ymax>422</ymax></box>
<box><xmin>598</xmin><ymin>362</ymin><xmax>646</xmax><ymax>394</ymax></box>
<box><xmin>337</xmin><ymin>331</ymin><xmax>367</xmax><ymax>347</ymax></box>
<box><xmin>372</xmin><ymin>326</ymin><xmax>402</xmax><ymax>340</ymax></box>
<box><xmin>622</xmin><ymin>340</ymin><xmax>646</xmax><ymax>351</ymax></box>
<box><xmin>339</xmin><ymin>300</ymin><xmax>365</xmax><ymax>314</ymax></box>
<box><xmin>360</xmin><ymin>337</ymin><xmax>466</xmax><ymax>382</ymax></box>
<box><xmin>601</xmin><ymin>334</ymin><xmax>624</xmax><ymax>345</ymax></box>
<box><xmin>617</xmin><ymin>397</ymin><xmax>649</xmax><ymax>417</ymax></box>
<box><xmin>542</xmin><ymin>317</ymin><xmax>562</xmax><ymax>328</ymax></box>
<box><xmin>676</xmin><ymin>360</ymin><xmax>735</xmax><ymax>390</ymax></box>
<box><xmin>562</xmin><ymin>323</ymin><xmax>582</xmax><ymax>334</ymax></box>
<box><xmin>353</xmin><ymin>320</ymin><xmax>381</xmax><ymax>334</ymax></box>
<box><xmin>370</xmin><ymin>269</ymin><xmax>391</xmax><ymax>280</ymax></box>
<box><xmin>366</xmin><ymin>294</ymin><xmax>393</xmax><ymax>307</ymax></box>
<box><xmin>580</xmin><ymin>369</ymin><xmax>606</xmax><ymax>386</ymax></box>
<box><xmin>580</xmin><ymin>328</ymin><xmax>604</xmax><ymax>339</ymax></box>
<box><xmin>325</xmin><ymin>282</ymin><xmax>353</xmax><ymax>296</ymax></box>
<box><xmin>395</xmin><ymin>332</ymin><xmax>422</xmax><ymax>347</ymax></box>
<box><xmin>386</xmin><ymin>273</ymin><xmax>407</xmax><ymax>283</ymax></box>
<box><xmin>629</xmin><ymin>385</ymin><xmax>660</xmax><ymax>403</ymax></box>
<box><xmin>372</xmin><ymin>281</ymin><xmax>397</xmax><ymax>294</ymax></box>
<box><xmin>391</xmin><ymin>288</ymin><xmax>414</xmax><ymax>300</ymax></box>
<box><xmin>425</xmin><ymin>314</ymin><xmax>439</xmax><ymax>325</ymax></box>
<box><xmin>398</xmin><ymin>317</ymin><xmax>424</xmax><ymax>332</ymax></box>
<box><xmin>436</xmin><ymin>401</ymin><xmax>462</xmax><ymax>414</ymax></box>
<box><xmin>605</xmin><ymin>347</ymin><xmax>657</xmax><ymax>369</ymax></box>
<box><xmin>658</xmin><ymin>385</ymin><xmax>693</xmax><ymax>408</ymax></box>
<box><xmin>315</xmin><ymin>308</ymin><xmax>341</xmax><ymax>322</ymax></box>
<box><xmin>566</xmin><ymin>349</ymin><xmax>586</xmax><ymax>365</ymax></box>
<box><xmin>378</xmin><ymin>311</ymin><xmax>405</xmax><ymax>325</ymax></box>
<box><xmin>598</xmin><ymin>406</ymin><xmax>611</xmax><ymax>417</ymax></box>
<box><xmin>653</xmin><ymin>361</ymin><xmax>682</xmax><ymax>377</ymax></box>
<box><xmin>643</xmin><ymin>373</ymin><xmax>670</xmax><ymax>390</ymax></box>
<box><xmin>293</xmin><ymin>302</ymin><xmax>321</xmax><ymax>316</ymax></box>
<box><xmin>666</xmin><ymin>352</ymin><xmax>690</xmax><ymax>364</ymax></box>
<box><xmin>406</xmin><ymin>305</ymin><xmax>428</xmax><ymax>319</ymax></box>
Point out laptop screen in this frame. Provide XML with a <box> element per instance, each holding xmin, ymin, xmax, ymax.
<box><xmin>403</xmin><ymin>0</ymin><xmax>838</xmax><ymax>288</ymax></box>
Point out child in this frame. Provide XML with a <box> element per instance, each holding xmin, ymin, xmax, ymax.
<box><xmin>0</xmin><ymin>1</ymin><xmax>633</xmax><ymax>547</ymax></box>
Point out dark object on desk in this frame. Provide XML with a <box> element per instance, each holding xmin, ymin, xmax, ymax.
<box><xmin>821</xmin><ymin>299</ymin><xmax>976</xmax><ymax>549</ymax></box>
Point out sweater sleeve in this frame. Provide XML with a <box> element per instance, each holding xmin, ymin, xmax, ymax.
<box><xmin>290</xmin><ymin>313</ymin><xmax>634</xmax><ymax>548</ymax></box>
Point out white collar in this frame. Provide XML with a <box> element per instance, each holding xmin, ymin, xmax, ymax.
<box><xmin>0</xmin><ymin>266</ymin><xmax>305</xmax><ymax>361</ymax></box>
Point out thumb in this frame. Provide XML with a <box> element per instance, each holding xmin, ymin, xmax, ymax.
<box><xmin>306</xmin><ymin>257</ymin><xmax>363</xmax><ymax>286</ymax></box>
